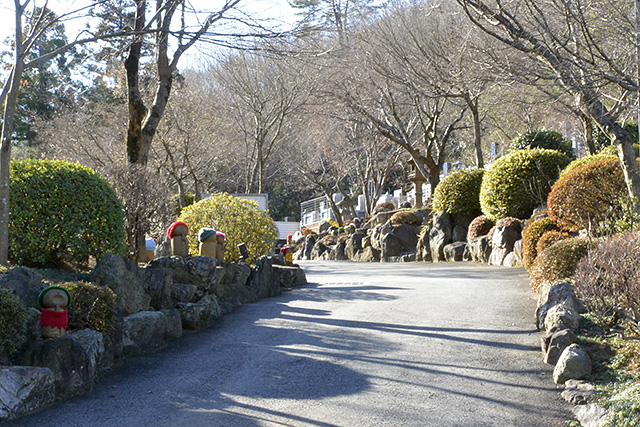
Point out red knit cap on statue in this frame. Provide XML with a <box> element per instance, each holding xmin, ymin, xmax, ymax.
<box><xmin>167</xmin><ymin>221</ymin><xmax>189</xmax><ymax>239</ymax></box>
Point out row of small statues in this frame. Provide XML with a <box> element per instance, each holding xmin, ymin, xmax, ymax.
<box><xmin>166</xmin><ymin>221</ymin><xmax>227</xmax><ymax>261</ymax></box>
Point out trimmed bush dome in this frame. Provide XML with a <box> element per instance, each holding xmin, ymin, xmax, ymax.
<box><xmin>529</xmin><ymin>237</ymin><xmax>591</xmax><ymax>292</ymax></box>
<box><xmin>547</xmin><ymin>157</ymin><xmax>628</xmax><ymax>233</ymax></box>
<box><xmin>559</xmin><ymin>152</ymin><xmax>617</xmax><ymax>179</ymax></box>
<box><xmin>510</xmin><ymin>129</ymin><xmax>574</xmax><ymax>159</ymax></box>
<box><xmin>178</xmin><ymin>192</ymin><xmax>278</xmax><ymax>263</ymax></box>
<box><xmin>521</xmin><ymin>217</ymin><xmax>559</xmax><ymax>271</ymax></box>
<box><xmin>466</xmin><ymin>215</ymin><xmax>495</xmax><ymax>242</ymax></box>
<box><xmin>480</xmin><ymin>148</ymin><xmax>570</xmax><ymax>221</ymax></box>
<box><xmin>432</xmin><ymin>169</ymin><xmax>484</xmax><ymax>217</ymax></box>
<box><xmin>9</xmin><ymin>160</ymin><xmax>126</xmax><ymax>268</ymax></box>
<box><xmin>0</xmin><ymin>288</ymin><xmax>27</xmax><ymax>361</ymax></box>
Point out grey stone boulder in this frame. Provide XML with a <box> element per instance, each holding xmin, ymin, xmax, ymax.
<box><xmin>0</xmin><ymin>268</ymin><xmax>44</xmax><ymax>309</ymax></box>
<box><xmin>211</xmin><ymin>263</ymin><xmax>254</xmax><ymax>304</ymax></box>
<box><xmin>444</xmin><ymin>242</ymin><xmax>467</xmax><ymax>262</ymax></box>
<box><xmin>416</xmin><ymin>228</ymin><xmax>431</xmax><ymax>262</ymax></box>
<box><xmin>171</xmin><ymin>283</ymin><xmax>197</xmax><ymax>304</ymax></box>
<box><xmin>247</xmin><ymin>258</ymin><xmax>282</xmax><ymax>300</ymax></box>
<box><xmin>17</xmin><ymin>336</ymin><xmax>94</xmax><ymax>400</ymax></box>
<box><xmin>451</xmin><ymin>214</ymin><xmax>473</xmax><ymax>243</ymax></box>
<box><xmin>358</xmin><ymin>246</ymin><xmax>380</xmax><ymax>262</ymax></box>
<box><xmin>142</xmin><ymin>267</ymin><xmax>173</xmax><ymax>310</ymax></box>
<box><xmin>0</xmin><ymin>366</ymin><xmax>55</xmax><ymax>422</ymax></box>
<box><xmin>310</xmin><ymin>241</ymin><xmax>328</xmax><ymax>260</ymax></box>
<box><xmin>562</xmin><ymin>380</ymin><xmax>596</xmax><ymax>405</ymax></box>
<box><xmin>367</xmin><ymin>210</ymin><xmax>394</xmax><ymax>227</ymax></box>
<box><xmin>272</xmin><ymin>265</ymin><xmax>307</xmax><ymax>289</ymax></box>
<box><xmin>91</xmin><ymin>253</ymin><xmax>150</xmax><ymax>316</ymax></box>
<box><xmin>553</xmin><ymin>344</ymin><xmax>592</xmax><ymax>384</ymax></box>
<box><xmin>468</xmin><ymin>236</ymin><xmax>492</xmax><ymax>263</ymax></box>
<box><xmin>573</xmin><ymin>403</ymin><xmax>608</xmax><ymax>427</ymax></box>
<box><xmin>429</xmin><ymin>212</ymin><xmax>452</xmax><ymax>263</ymax></box>
<box><xmin>177</xmin><ymin>295</ymin><xmax>222</xmax><ymax>330</ymax></box>
<box><xmin>295</xmin><ymin>234</ymin><xmax>316</xmax><ymax>261</ymax></box>
<box><xmin>536</xmin><ymin>281</ymin><xmax>582</xmax><ymax>330</ymax></box>
<box><xmin>122</xmin><ymin>311</ymin><xmax>170</xmax><ymax>356</ymax></box>
<box><xmin>160</xmin><ymin>308</ymin><xmax>183</xmax><ymax>341</ymax></box>
<box><xmin>513</xmin><ymin>239</ymin><xmax>524</xmax><ymax>264</ymax></box>
<box><xmin>345</xmin><ymin>232</ymin><xmax>365</xmax><ymax>260</ymax></box>
<box><xmin>544</xmin><ymin>303</ymin><xmax>581</xmax><ymax>334</ymax></box>
<box><xmin>488</xmin><ymin>224</ymin><xmax>521</xmax><ymax>266</ymax></box>
<box><xmin>67</xmin><ymin>329</ymin><xmax>105</xmax><ymax>378</ymax></box>
<box><xmin>148</xmin><ymin>256</ymin><xmax>220</xmax><ymax>293</ymax></box>
<box><xmin>544</xmin><ymin>329</ymin><xmax>578</xmax><ymax>365</ymax></box>
<box><xmin>381</xmin><ymin>224</ymin><xmax>420</xmax><ymax>261</ymax></box>
<box><xmin>503</xmin><ymin>252</ymin><xmax>518</xmax><ymax>267</ymax></box>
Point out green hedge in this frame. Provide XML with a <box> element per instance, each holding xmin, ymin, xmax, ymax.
<box><xmin>432</xmin><ymin>169</ymin><xmax>484</xmax><ymax>217</ymax></box>
<box><xmin>510</xmin><ymin>129</ymin><xmax>574</xmax><ymax>159</ymax></box>
<box><xmin>480</xmin><ymin>149</ymin><xmax>570</xmax><ymax>221</ymax></box>
<box><xmin>10</xmin><ymin>160</ymin><xmax>126</xmax><ymax>268</ymax></box>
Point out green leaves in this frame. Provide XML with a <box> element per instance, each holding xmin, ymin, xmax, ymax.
<box><xmin>432</xmin><ymin>169</ymin><xmax>484</xmax><ymax>216</ymax></box>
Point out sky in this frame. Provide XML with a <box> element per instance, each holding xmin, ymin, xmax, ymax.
<box><xmin>0</xmin><ymin>0</ymin><xmax>299</xmax><ymax>70</ymax></box>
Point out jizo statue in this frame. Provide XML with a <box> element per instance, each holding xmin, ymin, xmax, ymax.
<box><xmin>198</xmin><ymin>227</ymin><xmax>217</xmax><ymax>257</ymax></box>
<box><xmin>168</xmin><ymin>221</ymin><xmax>189</xmax><ymax>257</ymax></box>
<box><xmin>216</xmin><ymin>232</ymin><xmax>226</xmax><ymax>262</ymax></box>
<box><xmin>38</xmin><ymin>286</ymin><xmax>71</xmax><ymax>339</ymax></box>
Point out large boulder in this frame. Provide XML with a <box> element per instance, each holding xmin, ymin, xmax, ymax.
<box><xmin>122</xmin><ymin>311</ymin><xmax>170</xmax><ymax>356</ymax></box>
<box><xmin>0</xmin><ymin>268</ymin><xmax>44</xmax><ymax>309</ymax></box>
<box><xmin>358</xmin><ymin>246</ymin><xmax>380</xmax><ymax>262</ymax></box>
<box><xmin>247</xmin><ymin>258</ymin><xmax>282</xmax><ymax>300</ymax></box>
<box><xmin>91</xmin><ymin>253</ymin><xmax>151</xmax><ymax>316</ymax></box>
<box><xmin>272</xmin><ymin>265</ymin><xmax>307</xmax><ymax>289</ymax></box>
<box><xmin>161</xmin><ymin>309</ymin><xmax>183</xmax><ymax>341</ymax></box>
<box><xmin>210</xmin><ymin>263</ymin><xmax>254</xmax><ymax>304</ymax></box>
<box><xmin>345</xmin><ymin>232</ymin><xmax>366</xmax><ymax>260</ymax></box>
<box><xmin>444</xmin><ymin>242</ymin><xmax>467</xmax><ymax>262</ymax></box>
<box><xmin>17</xmin><ymin>336</ymin><xmax>94</xmax><ymax>400</ymax></box>
<box><xmin>544</xmin><ymin>303</ymin><xmax>580</xmax><ymax>334</ymax></box>
<box><xmin>429</xmin><ymin>212</ymin><xmax>452</xmax><ymax>263</ymax></box>
<box><xmin>147</xmin><ymin>256</ymin><xmax>220</xmax><ymax>294</ymax></box>
<box><xmin>310</xmin><ymin>241</ymin><xmax>328</xmax><ymax>260</ymax></box>
<box><xmin>467</xmin><ymin>236</ymin><xmax>492</xmax><ymax>263</ymax></box>
<box><xmin>544</xmin><ymin>329</ymin><xmax>578</xmax><ymax>365</ymax></box>
<box><xmin>416</xmin><ymin>229</ymin><xmax>431</xmax><ymax>262</ymax></box>
<box><xmin>513</xmin><ymin>239</ymin><xmax>524</xmax><ymax>264</ymax></box>
<box><xmin>451</xmin><ymin>214</ymin><xmax>474</xmax><ymax>243</ymax></box>
<box><xmin>0</xmin><ymin>366</ymin><xmax>55</xmax><ymax>422</ymax></box>
<box><xmin>171</xmin><ymin>283</ymin><xmax>197</xmax><ymax>304</ymax></box>
<box><xmin>67</xmin><ymin>329</ymin><xmax>105</xmax><ymax>378</ymax></box>
<box><xmin>536</xmin><ymin>281</ymin><xmax>582</xmax><ymax>331</ymax></box>
<box><xmin>294</xmin><ymin>235</ymin><xmax>316</xmax><ymax>261</ymax></box>
<box><xmin>381</xmin><ymin>224</ymin><xmax>420</xmax><ymax>262</ymax></box>
<box><xmin>177</xmin><ymin>295</ymin><xmax>222</xmax><ymax>330</ymax></box>
<box><xmin>488</xmin><ymin>224</ymin><xmax>521</xmax><ymax>266</ymax></box>
<box><xmin>142</xmin><ymin>267</ymin><xmax>174</xmax><ymax>310</ymax></box>
<box><xmin>553</xmin><ymin>344</ymin><xmax>592</xmax><ymax>384</ymax></box>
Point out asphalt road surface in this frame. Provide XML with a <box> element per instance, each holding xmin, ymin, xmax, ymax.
<box><xmin>9</xmin><ymin>261</ymin><xmax>572</xmax><ymax>427</ymax></box>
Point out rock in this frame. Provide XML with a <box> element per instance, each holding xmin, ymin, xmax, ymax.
<box><xmin>17</xmin><ymin>336</ymin><xmax>94</xmax><ymax>400</ymax></box>
<box><xmin>0</xmin><ymin>366</ymin><xmax>55</xmax><ymax>422</ymax></box>
<box><xmin>536</xmin><ymin>281</ymin><xmax>582</xmax><ymax>330</ymax></box>
<box><xmin>297</xmin><ymin>235</ymin><xmax>316</xmax><ymax>260</ymax></box>
<box><xmin>368</xmin><ymin>210</ymin><xmax>394</xmax><ymax>227</ymax></box>
<box><xmin>562</xmin><ymin>380</ymin><xmax>595</xmax><ymax>405</ymax></box>
<box><xmin>272</xmin><ymin>265</ymin><xmax>307</xmax><ymax>288</ymax></box>
<box><xmin>211</xmin><ymin>263</ymin><xmax>254</xmax><ymax>304</ymax></box>
<box><xmin>451</xmin><ymin>214</ymin><xmax>473</xmax><ymax>242</ymax></box>
<box><xmin>91</xmin><ymin>253</ymin><xmax>151</xmax><ymax>316</ymax></box>
<box><xmin>381</xmin><ymin>233</ymin><xmax>404</xmax><ymax>261</ymax></box>
<box><xmin>503</xmin><ymin>252</ymin><xmax>518</xmax><ymax>267</ymax></box>
<box><xmin>553</xmin><ymin>344</ymin><xmax>592</xmax><ymax>384</ymax></box>
<box><xmin>21</xmin><ymin>308</ymin><xmax>42</xmax><ymax>350</ymax></box>
<box><xmin>177</xmin><ymin>295</ymin><xmax>222</xmax><ymax>330</ymax></box>
<box><xmin>544</xmin><ymin>303</ymin><xmax>581</xmax><ymax>334</ymax></box>
<box><xmin>544</xmin><ymin>329</ymin><xmax>578</xmax><ymax>365</ymax></box>
<box><xmin>122</xmin><ymin>311</ymin><xmax>169</xmax><ymax>356</ymax></box>
<box><xmin>358</xmin><ymin>246</ymin><xmax>380</xmax><ymax>262</ymax></box>
<box><xmin>468</xmin><ymin>236</ymin><xmax>492</xmax><ymax>263</ymax></box>
<box><xmin>513</xmin><ymin>239</ymin><xmax>523</xmax><ymax>264</ymax></box>
<box><xmin>444</xmin><ymin>242</ymin><xmax>467</xmax><ymax>262</ymax></box>
<box><xmin>573</xmin><ymin>403</ymin><xmax>608</xmax><ymax>427</ymax></box>
<box><xmin>488</xmin><ymin>224</ymin><xmax>521</xmax><ymax>266</ymax></box>
<box><xmin>399</xmin><ymin>252</ymin><xmax>416</xmax><ymax>262</ymax></box>
<box><xmin>333</xmin><ymin>240</ymin><xmax>347</xmax><ymax>260</ymax></box>
<box><xmin>345</xmin><ymin>232</ymin><xmax>365</xmax><ymax>260</ymax></box>
<box><xmin>429</xmin><ymin>212</ymin><xmax>452</xmax><ymax>262</ymax></box>
<box><xmin>247</xmin><ymin>258</ymin><xmax>282</xmax><ymax>300</ymax></box>
<box><xmin>160</xmin><ymin>309</ymin><xmax>183</xmax><ymax>341</ymax></box>
<box><xmin>416</xmin><ymin>228</ymin><xmax>431</xmax><ymax>262</ymax></box>
<box><xmin>310</xmin><ymin>241</ymin><xmax>328</xmax><ymax>260</ymax></box>
<box><xmin>67</xmin><ymin>329</ymin><xmax>105</xmax><ymax>378</ymax></box>
<box><xmin>142</xmin><ymin>267</ymin><xmax>173</xmax><ymax>310</ymax></box>
<box><xmin>318</xmin><ymin>221</ymin><xmax>332</xmax><ymax>233</ymax></box>
<box><xmin>171</xmin><ymin>283</ymin><xmax>197</xmax><ymax>304</ymax></box>
<box><xmin>148</xmin><ymin>256</ymin><xmax>220</xmax><ymax>293</ymax></box>
<box><xmin>0</xmin><ymin>267</ymin><xmax>44</xmax><ymax>309</ymax></box>
<box><xmin>154</xmin><ymin>233</ymin><xmax>172</xmax><ymax>258</ymax></box>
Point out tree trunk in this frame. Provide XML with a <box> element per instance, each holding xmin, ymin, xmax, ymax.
<box><xmin>464</xmin><ymin>92</ymin><xmax>484</xmax><ymax>168</ymax></box>
<box><xmin>581</xmin><ymin>113</ymin><xmax>596</xmax><ymax>155</ymax></box>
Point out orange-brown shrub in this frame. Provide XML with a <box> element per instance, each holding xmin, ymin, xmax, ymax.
<box><xmin>547</xmin><ymin>157</ymin><xmax>628</xmax><ymax>233</ymax></box>
<box><xmin>466</xmin><ymin>215</ymin><xmax>495</xmax><ymax>242</ymax></box>
<box><xmin>536</xmin><ymin>230</ymin><xmax>571</xmax><ymax>255</ymax></box>
<box><xmin>390</xmin><ymin>211</ymin><xmax>421</xmax><ymax>226</ymax></box>
<box><xmin>529</xmin><ymin>237</ymin><xmax>591</xmax><ymax>292</ymax></box>
<box><xmin>373</xmin><ymin>202</ymin><xmax>396</xmax><ymax>213</ymax></box>
<box><xmin>521</xmin><ymin>217</ymin><xmax>559</xmax><ymax>270</ymax></box>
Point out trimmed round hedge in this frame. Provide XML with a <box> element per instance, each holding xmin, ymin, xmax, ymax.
<box><xmin>521</xmin><ymin>217</ymin><xmax>559</xmax><ymax>270</ymax></box>
<box><xmin>10</xmin><ymin>160</ymin><xmax>126</xmax><ymax>268</ymax></box>
<box><xmin>0</xmin><ymin>288</ymin><xmax>27</xmax><ymax>360</ymax></box>
<box><xmin>432</xmin><ymin>169</ymin><xmax>484</xmax><ymax>217</ymax></box>
<box><xmin>547</xmin><ymin>157</ymin><xmax>628</xmax><ymax>233</ymax></box>
<box><xmin>480</xmin><ymin>148</ymin><xmax>570</xmax><ymax>221</ymax></box>
<box><xmin>559</xmin><ymin>152</ymin><xmax>617</xmax><ymax>179</ymax></box>
<box><xmin>466</xmin><ymin>215</ymin><xmax>495</xmax><ymax>242</ymax></box>
<box><xmin>529</xmin><ymin>237</ymin><xmax>591</xmax><ymax>292</ymax></box>
<box><xmin>510</xmin><ymin>129</ymin><xmax>574</xmax><ymax>159</ymax></box>
<box><xmin>178</xmin><ymin>193</ymin><xmax>278</xmax><ymax>263</ymax></box>
<box><xmin>390</xmin><ymin>210</ymin><xmax>421</xmax><ymax>226</ymax></box>
<box><xmin>60</xmin><ymin>281</ymin><xmax>117</xmax><ymax>345</ymax></box>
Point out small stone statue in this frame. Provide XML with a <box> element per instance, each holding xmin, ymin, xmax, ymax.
<box><xmin>145</xmin><ymin>236</ymin><xmax>156</xmax><ymax>262</ymax></box>
<box><xmin>198</xmin><ymin>227</ymin><xmax>217</xmax><ymax>257</ymax></box>
<box><xmin>38</xmin><ymin>286</ymin><xmax>71</xmax><ymax>339</ymax></box>
<box><xmin>216</xmin><ymin>232</ymin><xmax>226</xmax><ymax>262</ymax></box>
<box><xmin>168</xmin><ymin>221</ymin><xmax>189</xmax><ymax>257</ymax></box>
<box><xmin>281</xmin><ymin>235</ymin><xmax>294</xmax><ymax>264</ymax></box>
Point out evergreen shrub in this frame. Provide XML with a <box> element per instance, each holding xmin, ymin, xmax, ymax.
<box><xmin>373</xmin><ymin>202</ymin><xmax>396</xmax><ymax>213</ymax></box>
<box><xmin>560</xmin><ymin>152</ymin><xmax>618</xmax><ymax>179</ymax></box>
<box><xmin>521</xmin><ymin>217</ymin><xmax>559</xmax><ymax>270</ymax></box>
<box><xmin>432</xmin><ymin>169</ymin><xmax>484</xmax><ymax>217</ymax></box>
<box><xmin>547</xmin><ymin>157</ymin><xmax>628</xmax><ymax>233</ymax></box>
<box><xmin>9</xmin><ymin>160</ymin><xmax>126</xmax><ymax>268</ymax></box>
<box><xmin>0</xmin><ymin>288</ymin><xmax>27</xmax><ymax>361</ymax></box>
<box><xmin>529</xmin><ymin>237</ymin><xmax>591</xmax><ymax>292</ymax></box>
<box><xmin>61</xmin><ymin>281</ymin><xmax>117</xmax><ymax>343</ymax></box>
<box><xmin>390</xmin><ymin>211</ymin><xmax>421</xmax><ymax>226</ymax></box>
<box><xmin>178</xmin><ymin>193</ymin><xmax>278</xmax><ymax>263</ymax></box>
<box><xmin>466</xmin><ymin>215</ymin><xmax>495</xmax><ymax>242</ymax></box>
<box><xmin>536</xmin><ymin>230</ymin><xmax>571</xmax><ymax>256</ymax></box>
<box><xmin>480</xmin><ymin>149</ymin><xmax>570</xmax><ymax>221</ymax></box>
<box><xmin>510</xmin><ymin>129</ymin><xmax>574</xmax><ymax>158</ymax></box>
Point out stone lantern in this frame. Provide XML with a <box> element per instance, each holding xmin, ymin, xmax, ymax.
<box><xmin>408</xmin><ymin>159</ymin><xmax>427</xmax><ymax>208</ymax></box>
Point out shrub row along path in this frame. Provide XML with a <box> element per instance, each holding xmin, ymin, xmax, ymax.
<box><xmin>9</xmin><ymin>261</ymin><xmax>571</xmax><ymax>426</ymax></box>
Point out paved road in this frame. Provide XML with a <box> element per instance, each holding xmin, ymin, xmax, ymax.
<box><xmin>9</xmin><ymin>261</ymin><xmax>571</xmax><ymax>426</ymax></box>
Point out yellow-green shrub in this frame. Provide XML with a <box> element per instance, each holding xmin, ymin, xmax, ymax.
<box><xmin>536</xmin><ymin>230</ymin><xmax>571</xmax><ymax>255</ymax></box>
<box><xmin>510</xmin><ymin>129</ymin><xmax>574</xmax><ymax>159</ymax></box>
<box><xmin>432</xmin><ymin>169</ymin><xmax>484</xmax><ymax>216</ymax></box>
<box><xmin>178</xmin><ymin>193</ymin><xmax>278</xmax><ymax>263</ymax></box>
<box><xmin>9</xmin><ymin>160</ymin><xmax>126</xmax><ymax>268</ymax></box>
<box><xmin>61</xmin><ymin>281</ymin><xmax>117</xmax><ymax>341</ymax></box>
<box><xmin>521</xmin><ymin>217</ymin><xmax>559</xmax><ymax>270</ymax></box>
<box><xmin>480</xmin><ymin>149</ymin><xmax>570</xmax><ymax>221</ymax></box>
<box><xmin>560</xmin><ymin>152</ymin><xmax>617</xmax><ymax>178</ymax></box>
<box><xmin>0</xmin><ymin>288</ymin><xmax>27</xmax><ymax>359</ymax></box>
